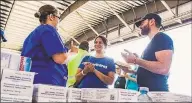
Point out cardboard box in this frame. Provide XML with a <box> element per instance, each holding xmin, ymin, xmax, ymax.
<box><xmin>148</xmin><ymin>92</ymin><xmax>192</xmax><ymax>102</ymax></box>
<box><xmin>1</xmin><ymin>52</ymin><xmax>11</xmax><ymax>68</ymax></box>
<box><xmin>33</xmin><ymin>96</ymin><xmax>66</xmax><ymax>102</ymax></box>
<box><xmin>81</xmin><ymin>88</ymin><xmax>118</xmax><ymax>102</ymax></box>
<box><xmin>1</xmin><ymin>69</ymin><xmax>35</xmax><ymax>84</ymax></box>
<box><xmin>1</xmin><ymin>81</ymin><xmax>34</xmax><ymax>97</ymax></box>
<box><xmin>1</xmin><ymin>94</ymin><xmax>32</xmax><ymax>102</ymax></box>
<box><xmin>67</xmin><ymin>99</ymin><xmax>83</xmax><ymax>102</ymax></box>
<box><xmin>1</xmin><ymin>52</ymin><xmax>21</xmax><ymax>70</ymax></box>
<box><xmin>67</xmin><ymin>88</ymin><xmax>82</xmax><ymax>102</ymax></box>
<box><xmin>33</xmin><ymin>84</ymin><xmax>67</xmax><ymax>99</ymax></box>
<box><xmin>67</xmin><ymin>88</ymin><xmax>81</xmax><ymax>100</ymax></box>
<box><xmin>1</xmin><ymin>52</ymin><xmax>32</xmax><ymax>72</ymax></box>
<box><xmin>117</xmin><ymin>89</ymin><xmax>139</xmax><ymax>102</ymax></box>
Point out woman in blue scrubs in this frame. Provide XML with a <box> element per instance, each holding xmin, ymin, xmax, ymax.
<box><xmin>21</xmin><ymin>5</ymin><xmax>70</xmax><ymax>86</ymax></box>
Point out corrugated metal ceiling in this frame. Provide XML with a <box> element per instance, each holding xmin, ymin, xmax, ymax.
<box><xmin>1</xmin><ymin>0</ymin><xmax>191</xmax><ymax>51</ymax></box>
<box><xmin>1</xmin><ymin>0</ymin><xmax>75</xmax><ymax>50</ymax></box>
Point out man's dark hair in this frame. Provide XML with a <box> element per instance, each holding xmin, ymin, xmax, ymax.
<box><xmin>79</xmin><ymin>41</ymin><xmax>89</xmax><ymax>52</ymax></box>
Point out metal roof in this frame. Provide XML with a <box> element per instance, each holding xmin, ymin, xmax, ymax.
<box><xmin>1</xmin><ymin>0</ymin><xmax>75</xmax><ymax>50</ymax></box>
<box><xmin>1</xmin><ymin>0</ymin><xmax>192</xmax><ymax>51</ymax></box>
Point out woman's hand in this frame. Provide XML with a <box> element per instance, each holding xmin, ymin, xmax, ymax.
<box><xmin>83</xmin><ymin>62</ymin><xmax>95</xmax><ymax>74</ymax></box>
<box><xmin>83</xmin><ymin>64</ymin><xmax>90</xmax><ymax>74</ymax></box>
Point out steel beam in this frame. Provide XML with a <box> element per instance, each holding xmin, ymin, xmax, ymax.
<box><xmin>60</xmin><ymin>0</ymin><xmax>89</xmax><ymax>20</ymax></box>
<box><xmin>76</xmin><ymin>11</ymin><xmax>100</xmax><ymax>36</ymax></box>
<box><xmin>59</xmin><ymin>26</ymin><xmax>80</xmax><ymax>45</ymax></box>
<box><xmin>65</xmin><ymin>0</ymin><xmax>190</xmax><ymax>46</ymax></box>
<box><xmin>104</xmin><ymin>0</ymin><xmax>133</xmax><ymax>32</ymax></box>
<box><xmin>160</xmin><ymin>0</ymin><xmax>182</xmax><ymax>24</ymax></box>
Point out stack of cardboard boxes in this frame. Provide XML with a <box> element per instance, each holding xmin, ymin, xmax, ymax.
<box><xmin>1</xmin><ymin>52</ymin><xmax>22</xmax><ymax>72</ymax></box>
<box><xmin>1</xmin><ymin>69</ymin><xmax>35</xmax><ymax>102</ymax></box>
<box><xmin>1</xmin><ymin>51</ymin><xmax>191</xmax><ymax>102</ymax></box>
<box><xmin>32</xmin><ymin>84</ymin><xmax>67</xmax><ymax>102</ymax></box>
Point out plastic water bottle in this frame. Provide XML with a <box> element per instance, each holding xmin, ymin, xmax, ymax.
<box><xmin>137</xmin><ymin>87</ymin><xmax>153</xmax><ymax>102</ymax></box>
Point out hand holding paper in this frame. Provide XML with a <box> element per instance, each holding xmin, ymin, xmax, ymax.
<box><xmin>121</xmin><ymin>49</ymin><xmax>138</xmax><ymax>64</ymax></box>
<box><xmin>115</xmin><ymin>61</ymin><xmax>132</xmax><ymax>73</ymax></box>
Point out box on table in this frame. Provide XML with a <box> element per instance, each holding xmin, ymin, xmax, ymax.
<box><xmin>67</xmin><ymin>88</ymin><xmax>83</xmax><ymax>102</ymax></box>
<box><xmin>32</xmin><ymin>96</ymin><xmax>66</xmax><ymax>102</ymax></box>
<box><xmin>1</xmin><ymin>52</ymin><xmax>32</xmax><ymax>72</ymax></box>
<box><xmin>33</xmin><ymin>84</ymin><xmax>67</xmax><ymax>100</ymax></box>
<box><xmin>148</xmin><ymin>92</ymin><xmax>192</xmax><ymax>102</ymax></box>
<box><xmin>1</xmin><ymin>52</ymin><xmax>12</xmax><ymax>68</ymax></box>
<box><xmin>1</xmin><ymin>52</ymin><xmax>20</xmax><ymax>70</ymax></box>
<box><xmin>1</xmin><ymin>80</ymin><xmax>34</xmax><ymax>97</ymax></box>
<box><xmin>81</xmin><ymin>88</ymin><xmax>118</xmax><ymax>102</ymax></box>
<box><xmin>1</xmin><ymin>94</ymin><xmax>32</xmax><ymax>102</ymax></box>
<box><xmin>117</xmin><ymin>89</ymin><xmax>139</xmax><ymax>102</ymax></box>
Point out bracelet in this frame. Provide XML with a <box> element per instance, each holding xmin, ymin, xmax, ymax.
<box><xmin>81</xmin><ymin>70</ymin><xmax>86</xmax><ymax>76</ymax></box>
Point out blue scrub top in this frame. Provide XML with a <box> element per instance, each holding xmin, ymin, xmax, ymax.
<box><xmin>78</xmin><ymin>56</ymin><xmax>116</xmax><ymax>88</ymax></box>
<box><xmin>21</xmin><ymin>24</ymin><xmax>68</xmax><ymax>86</ymax></box>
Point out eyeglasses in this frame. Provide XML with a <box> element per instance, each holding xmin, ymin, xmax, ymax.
<box><xmin>54</xmin><ymin>15</ymin><xmax>60</xmax><ymax>19</ymax></box>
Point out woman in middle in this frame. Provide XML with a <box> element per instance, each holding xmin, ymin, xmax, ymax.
<box><xmin>75</xmin><ymin>35</ymin><xmax>116</xmax><ymax>88</ymax></box>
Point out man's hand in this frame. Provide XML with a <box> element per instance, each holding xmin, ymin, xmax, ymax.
<box><xmin>117</xmin><ymin>64</ymin><xmax>133</xmax><ymax>73</ymax></box>
<box><xmin>121</xmin><ymin>49</ymin><xmax>138</xmax><ymax>64</ymax></box>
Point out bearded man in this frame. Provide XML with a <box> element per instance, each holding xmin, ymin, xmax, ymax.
<box><xmin>121</xmin><ymin>13</ymin><xmax>174</xmax><ymax>91</ymax></box>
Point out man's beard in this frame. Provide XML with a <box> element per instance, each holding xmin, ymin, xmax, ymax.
<box><xmin>141</xmin><ymin>23</ymin><xmax>150</xmax><ymax>35</ymax></box>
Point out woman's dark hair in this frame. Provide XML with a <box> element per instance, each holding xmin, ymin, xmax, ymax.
<box><xmin>34</xmin><ymin>5</ymin><xmax>58</xmax><ymax>23</ymax></box>
<box><xmin>79</xmin><ymin>41</ymin><xmax>89</xmax><ymax>52</ymax></box>
<box><xmin>94</xmin><ymin>35</ymin><xmax>108</xmax><ymax>48</ymax></box>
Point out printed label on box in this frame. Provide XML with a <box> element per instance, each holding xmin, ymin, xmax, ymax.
<box><xmin>1</xmin><ymin>69</ymin><xmax>35</xmax><ymax>83</ymax></box>
<box><xmin>1</xmin><ymin>81</ymin><xmax>33</xmax><ymax>97</ymax></box>
<box><xmin>33</xmin><ymin>84</ymin><xmax>67</xmax><ymax>99</ymax></box>
<box><xmin>81</xmin><ymin>88</ymin><xmax>118</xmax><ymax>102</ymax></box>
<box><xmin>33</xmin><ymin>96</ymin><xmax>66</xmax><ymax>102</ymax></box>
<box><xmin>68</xmin><ymin>88</ymin><xmax>81</xmax><ymax>100</ymax></box>
<box><xmin>148</xmin><ymin>92</ymin><xmax>192</xmax><ymax>102</ymax></box>
<box><xmin>118</xmin><ymin>89</ymin><xmax>139</xmax><ymax>102</ymax></box>
<box><xmin>1</xmin><ymin>94</ymin><xmax>32</xmax><ymax>102</ymax></box>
